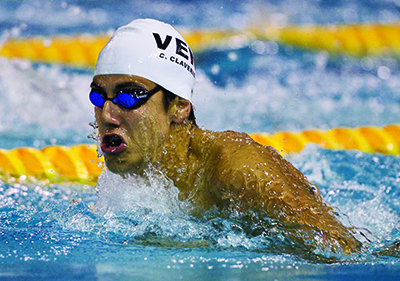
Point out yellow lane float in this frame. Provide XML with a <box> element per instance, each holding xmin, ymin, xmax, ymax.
<box><xmin>1</xmin><ymin>23</ymin><xmax>400</xmax><ymax>68</ymax></box>
<box><xmin>0</xmin><ymin>144</ymin><xmax>103</xmax><ymax>185</ymax></box>
<box><xmin>0</xmin><ymin>124</ymin><xmax>399</xmax><ymax>185</ymax></box>
<box><xmin>250</xmin><ymin>124</ymin><xmax>400</xmax><ymax>155</ymax></box>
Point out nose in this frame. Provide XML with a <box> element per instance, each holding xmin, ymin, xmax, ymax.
<box><xmin>99</xmin><ymin>100</ymin><xmax>122</xmax><ymax>127</ymax></box>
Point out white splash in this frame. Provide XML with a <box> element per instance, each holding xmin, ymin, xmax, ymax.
<box><xmin>92</xmin><ymin>168</ymin><xmax>212</xmax><ymax>241</ymax></box>
<box><xmin>94</xmin><ymin>168</ymin><xmax>191</xmax><ymax>218</ymax></box>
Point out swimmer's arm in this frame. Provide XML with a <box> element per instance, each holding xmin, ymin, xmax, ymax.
<box><xmin>210</xmin><ymin>142</ymin><xmax>362</xmax><ymax>253</ymax></box>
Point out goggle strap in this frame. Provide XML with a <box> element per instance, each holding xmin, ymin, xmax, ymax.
<box><xmin>145</xmin><ymin>85</ymin><xmax>162</xmax><ymax>96</ymax></box>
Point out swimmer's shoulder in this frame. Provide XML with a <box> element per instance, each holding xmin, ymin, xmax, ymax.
<box><xmin>209</xmin><ymin>129</ymin><xmax>282</xmax><ymax>162</ymax></box>
<box><xmin>191</xmin><ymin>128</ymin><xmax>282</xmax><ymax>173</ymax></box>
<box><xmin>191</xmin><ymin>128</ymin><xmax>257</xmax><ymax>157</ymax></box>
<box><xmin>193</xmin><ymin>128</ymin><xmax>314</xmax><ymax>190</ymax></box>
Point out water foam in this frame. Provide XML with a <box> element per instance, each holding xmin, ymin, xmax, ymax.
<box><xmin>91</xmin><ymin>169</ymin><xmax>221</xmax><ymax>245</ymax></box>
<box><xmin>287</xmin><ymin>145</ymin><xmax>400</xmax><ymax>248</ymax></box>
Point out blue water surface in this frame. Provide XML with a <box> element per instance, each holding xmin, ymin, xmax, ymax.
<box><xmin>1</xmin><ymin>0</ymin><xmax>400</xmax><ymax>280</ymax></box>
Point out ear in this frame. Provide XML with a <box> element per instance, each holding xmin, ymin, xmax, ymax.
<box><xmin>169</xmin><ymin>97</ymin><xmax>191</xmax><ymax>124</ymax></box>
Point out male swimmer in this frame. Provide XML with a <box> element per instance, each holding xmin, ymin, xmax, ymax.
<box><xmin>90</xmin><ymin>19</ymin><xmax>361</xmax><ymax>257</ymax></box>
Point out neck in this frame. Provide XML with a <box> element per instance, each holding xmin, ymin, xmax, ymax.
<box><xmin>157</xmin><ymin>121</ymin><xmax>201</xmax><ymax>196</ymax></box>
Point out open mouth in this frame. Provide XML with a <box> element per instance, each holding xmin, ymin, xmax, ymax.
<box><xmin>101</xmin><ymin>134</ymin><xmax>126</xmax><ymax>154</ymax></box>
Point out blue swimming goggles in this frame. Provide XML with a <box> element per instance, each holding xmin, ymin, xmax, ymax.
<box><xmin>89</xmin><ymin>85</ymin><xmax>161</xmax><ymax>109</ymax></box>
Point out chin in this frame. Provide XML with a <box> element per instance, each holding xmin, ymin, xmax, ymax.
<box><xmin>104</xmin><ymin>156</ymin><xmax>143</xmax><ymax>175</ymax></box>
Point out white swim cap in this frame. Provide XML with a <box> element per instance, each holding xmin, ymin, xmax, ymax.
<box><xmin>95</xmin><ymin>19</ymin><xmax>195</xmax><ymax>101</ymax></box>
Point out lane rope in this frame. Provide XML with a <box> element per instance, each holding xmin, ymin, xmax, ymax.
<box><xmin>0</xmin><ymin>144</ymin><xmax>103</xmax><ymax>185</ymax></box>
<box><xmin>0</xmin><ymin>124</ymin><xmax>399</xmax><ymax>184</ymax></box>
<box><xmin>1</xmin><ymin>23</ymin><xmax>400</xmax><ymax>68</ymax></box>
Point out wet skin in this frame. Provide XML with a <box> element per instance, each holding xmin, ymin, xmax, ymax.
<box><xmin>92</xmin><ymin>74</ymin><xmax>171</xmax><ymax>175</ymax></box>
<box><xmin>92</xmin><ymin>74</ymin><xmax>362</xmax><ymax>257</ymax></box>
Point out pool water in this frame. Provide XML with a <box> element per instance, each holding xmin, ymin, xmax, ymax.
<box><xmin>1</xmin><ymin>0</ymin><xmax>400</xmax><ymax>280</ymax></box>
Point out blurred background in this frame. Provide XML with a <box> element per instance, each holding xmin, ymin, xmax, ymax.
<box><xmin>1</xmin><ymin>0</ymin><xmax>400</xmax><ymax>150</ymax></box>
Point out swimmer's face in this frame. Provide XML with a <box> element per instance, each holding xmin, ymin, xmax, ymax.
<box><xmin>91</xmin><ymin>74</ymin><xmax>171</xmax><ymax>175</ymax></box>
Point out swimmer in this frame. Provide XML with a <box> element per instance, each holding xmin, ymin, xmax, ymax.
<box><xmin>90</xmin><ymin>19</ymin><xmax>361</xmax><ymax>258</ymax></box>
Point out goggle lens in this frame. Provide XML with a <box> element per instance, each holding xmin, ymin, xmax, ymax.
<box><xmin>89</xmin><ymin>91</ymin><xmax>106</xmax><ymax>107</ymax></box>
<box><xmin>115</xmin><ymin>92</ymin><xmax>141</xmax><ymax>108</ymax></box>
<box><xmin>89</xmin><ymin>86</ymin><xmax>160</xmax><ymax>109</ymax></box>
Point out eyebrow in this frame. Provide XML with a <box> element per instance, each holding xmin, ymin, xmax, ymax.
<box><xmin>90</xmin><ymin>82</ymin><xmax>101</xmax><ymax>89</ymax></box>
<box><xmin>90</xmin><ymin>82</ymin><xmax>147</xmax><ymax>91</ymax></box>
<box><xmin>115</xmin><ymin>82</ymin><xmax>147</xmax><ymax>91</ymax></box>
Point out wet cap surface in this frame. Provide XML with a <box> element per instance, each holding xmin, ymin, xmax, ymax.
<box><xmin>95</xmin><ymin>19</ymin><xmax>195</xmax><ymax>101</ymax></box>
